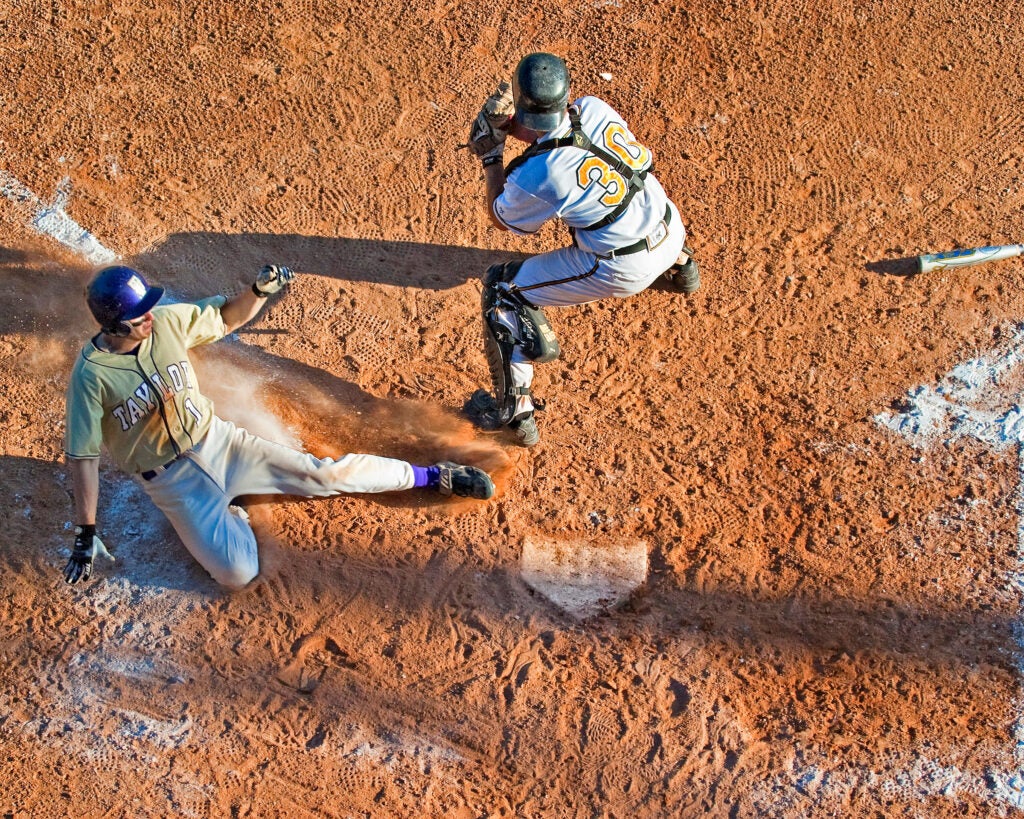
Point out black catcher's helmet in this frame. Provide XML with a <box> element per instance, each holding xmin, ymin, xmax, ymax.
<box><xmin>512</xmin><ymin>52</ymin><xmax>571</xmax><ymax>132</ymax></box>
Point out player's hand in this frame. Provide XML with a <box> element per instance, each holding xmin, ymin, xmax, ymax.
<box><xmin>64</xmin><ymin>525</ymin><xmax>114</xmax><ymax>585</ymax></box>
<box><xmin>466</xmin><ymin>81</ymin><xmax>514</xmax><ymax>160</ymax></box>
<box><xmin>253</xmin><ymin>265</ymin><xmax>295</xmax><ymax>297</ymax></box>
<box><xmin>467</xmin><ymin>110</ymin><xmax>506</xmax><ymax>159</ymax></box>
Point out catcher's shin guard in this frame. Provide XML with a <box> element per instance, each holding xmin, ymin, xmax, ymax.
<box><xmin>481</xmin><ymin>262</ymin><xmax>561</xmax><ymax>424</ymax></box>
<box><xmin>482</xmin><ymin>286</ymin><xmax>527</xmax><ymax>425</ymax></box>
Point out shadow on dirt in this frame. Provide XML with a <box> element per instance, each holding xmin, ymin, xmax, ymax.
<box><xmin>1</xmin><ymin>247</ymin><xmax>96</xmax><ymax>338</ymax></box>
<box><xmin>135</xmin><ymin>232</ymin><xmax>527</xmax><ymax>292</ymax></box>
<box><xmin>0</xmin><ymin>452</ymin><xmax>219</xmax><ymax>594</ymax></box>
<box><xmin>7</xmin><ymin>239</ymin><xmax>1010</xmax><ymax>671</ymax></box>
<box><xmin>251</xmin><ymin>542</ymin><xmax>1017</xmax><ymax>683</ymax></box>
<box><xmin>638</xmin><ymin>571</ymin><xmax>1013</xmax><ymax>671</ymax></box>
<box><xmin>1</xmin><ymin>231</ymin><xmax>520</xmax><ymax>335</ymax></box>
<box><xmin>1</xmin><ymin>454</ymin><xmax>73</xmax><ymax>578</ymax></box>
<box><xmin>0</xmin><ymin>246</ymin><xmax>31</xmax><ymax>265</ymax></box>
<box><xmin>865</xmin><ymin>255</ymin><xmax>919</xmax><ymax>277</ymax></box>
<box><xmin>6</xmin><ymin>449</ymin><xmax>1014</xmax><ymax>695</ymax></box>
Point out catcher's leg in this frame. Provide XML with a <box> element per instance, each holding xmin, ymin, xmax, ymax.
<box><xmin>470</xmin><ymin>261</ymin><xmax>560</xmax><ymax>446</ymax></box>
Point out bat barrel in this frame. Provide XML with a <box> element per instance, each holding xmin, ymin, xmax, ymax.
<box><xmin>917</xmin><ymin>244</ymin><xmax>1024</xmax><ymax>274</ymax></box>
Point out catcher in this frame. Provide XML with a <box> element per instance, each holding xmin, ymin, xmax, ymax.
<box><xmin>463</xmin><ymin>52</ymin><xmax>699</xmax><ymax>447</ymax></box>
<box><xmin>64</xmin><ymin>265</ymin><xmax>495</xmax><ymax>590</ymax></box>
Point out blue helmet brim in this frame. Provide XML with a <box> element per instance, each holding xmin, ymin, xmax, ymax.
<box><xmin>121</xmin><ymin>285</ymin><xmax>164</xmax><ymax>320</ymax></box>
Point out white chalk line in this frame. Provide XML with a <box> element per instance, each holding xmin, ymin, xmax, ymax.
<box><xmin>0</xmin><ymin>170</ymin><xmax>116</xmax><ymax>264</ymax></box>
<box><xmin>876</xmin><ymin>326</ymin><xmax>1024</xmax><ymax>810</ymax></box>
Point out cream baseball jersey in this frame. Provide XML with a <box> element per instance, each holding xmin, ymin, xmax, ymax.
<box><xmin>64</xmin><ymin>297</ymin><xmax>227</xmax><ymax>474</ymax></box>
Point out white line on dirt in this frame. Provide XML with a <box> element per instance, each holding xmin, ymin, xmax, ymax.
<box><xmin>876</xmin><ymin>327</ymin><xmax>1024</xmax><ymax>809</ymax></box>
<box><xmin>0</xmin><ymin>170</ymin><xmax>117</xmax><ymax>264</ymax></box>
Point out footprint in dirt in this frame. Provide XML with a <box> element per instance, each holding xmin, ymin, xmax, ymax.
<box><xmin>276</xmin><ymin>632</ymin><xmax>354</xmax><ymax>693</ymax></box>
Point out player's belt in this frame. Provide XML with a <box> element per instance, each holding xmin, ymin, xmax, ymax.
<box><xmin>141</xmin><ymin>454</ymin><xmax>186</xmax><ymax>481</ymax></box>
<box><xmin>140</xmin><ymin>444</ymin><xmax>199</xmax><ymax>481</ymax></box>
<box><xmin>594</xmin><ymin>204</ymin><xmax>672</xmax><ymax>260</ymax></box>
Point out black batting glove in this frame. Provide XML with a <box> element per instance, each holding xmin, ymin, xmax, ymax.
<box><xmin>64</xmin><ymin>524</ymin><xmax>95</xmax><ymax>584</ymax></box>
<box><xmin>64</xmin><ymin>524</ymin><xmax>114</xmax><ymax>585</ymax></box>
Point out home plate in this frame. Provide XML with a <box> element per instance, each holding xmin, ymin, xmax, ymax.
<box><xmin>520</xmin><ymin>537</ymin><xmax>648</xmax><ymax>620</ymax></box>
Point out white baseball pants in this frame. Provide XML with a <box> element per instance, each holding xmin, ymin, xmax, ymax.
<box><xmin>506</xmin><ymin>200</ymin><xmax>687</xmax><ymax>413</ymax></box>
<box><xmin>140</xmin><ymin>416</ymin><xmax>414</xmax><ymax>589</ymax></box>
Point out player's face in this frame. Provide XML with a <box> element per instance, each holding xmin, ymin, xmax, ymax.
<box><xmin>124</xmin><ymin>312</ymin><xmax>153</xmax><ymax>338</ymax></box>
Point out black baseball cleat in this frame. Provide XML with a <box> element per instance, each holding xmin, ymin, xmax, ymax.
<box><xmin>663</xmin><ymin>247</ymin><xmax>700</xmax><ymax>294</ymax></box>
<box><xmin>508</xmin><ymin>414</ymin><xmax>539</xmax><ymax>447</ymax></box>
<box><xmin>465</xmin><ymin>389</ymin><xmax>540</xmax><ymax>447</ymax></box>
<box><xmin>673</xmin><ymin>258</ymin><xmax>700</xmax><ymax>293</ymax></box>
<box><xmin>435</xmin><ymin>462</ymin><xmax>495</xmax><ymax>500</ymax></box>
<box><xmin>464</xmin><ymin>389</ymin><xmax>503</xmax><ymax>430</ymax></box>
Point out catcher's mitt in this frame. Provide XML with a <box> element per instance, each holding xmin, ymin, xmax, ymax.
<box><xmin>465</xmin><ymin>81</ymin><xmax>515</xmax><ymax>158</ymax></box>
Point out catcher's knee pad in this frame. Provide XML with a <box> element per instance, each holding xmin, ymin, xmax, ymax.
<box><xmin>482</xmin><ymin>261</ymin><xmax>560</xmax><ymax>363</ymax></box>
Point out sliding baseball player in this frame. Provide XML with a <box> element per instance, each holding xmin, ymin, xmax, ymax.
<box><xmin>64</xmin><ymin>265</ymin><xmax>495</xmax><ymax>589</ymax></box>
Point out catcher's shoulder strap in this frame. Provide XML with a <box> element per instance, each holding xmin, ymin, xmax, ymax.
<box><xmin>503</xmin><ymin>105</ymin><xmax>650</xmax><ymax>231</ymax></box>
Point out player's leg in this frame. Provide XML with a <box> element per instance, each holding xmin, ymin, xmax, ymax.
<box><xmin>207</xmin><ymin>417</ymin><xmax>493</xmax><ymax>501</ymax></box>
<box><xmin>505</xmin><ymin>245</ymin><xmax>620</xmax><ymax>306</ymax></box>
<box><xmin>472</xmin><ymin>246</ymin><xmax>606</xmax><ymax>446</ymax></box>
<box><xmin>474</xmin><ymin>259</ymin><xmax>564</xmax><ymax>445</ymax></box>
<box><xmin>140</xmin><ymin>420</ymin><xmax>414</xmax><ymax>590</ymax></box>
<box><xmin>473</xmin><ymin>216</ymin><xmax>687</xmax><ymax>444</ymax></box>
<box><xmin>144</xmin><ymin>416</ymin><xmax>494</xmax><ymax>588</ymax></box>
<box><xmin>140</xmin><ymin>458</ymin><xmax>260</xmax><ymax>590</ymax></box>
<box><xmin>655</xmin><ymin>201</ymin><xmax>699</xmax><ymax>293</ymax></box>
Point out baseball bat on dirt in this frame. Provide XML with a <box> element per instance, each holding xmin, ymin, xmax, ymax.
<box><xmin>917</xmin><ymin>244</ymin><xmax>1024</xmax><ymax>274</ymax></box>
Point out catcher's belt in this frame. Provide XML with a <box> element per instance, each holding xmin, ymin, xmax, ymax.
<box><xmin>594</xmin><ymin>204</ymin><xmax>672</xmax><ymax>260</ymax></box>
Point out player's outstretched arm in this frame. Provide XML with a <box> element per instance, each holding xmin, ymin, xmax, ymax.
<box><xmin>221</xmin><ymin>265</ymin><xmax>295</xmax><ymax>333</ymax></box>
<box><xmin>69</xmin><ymin>456</ymin><xmax>99</xmax><ymax>527</ymax></box>
<box><xmin>65</xmin><ymin>457</ymin><xmax>114</xmax><ymax>584</ymax></box>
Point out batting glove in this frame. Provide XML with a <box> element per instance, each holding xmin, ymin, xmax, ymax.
<box><xmin>253</xmin><ymin>264</ymin><xmax>295</xmax><ymax>297</ymax></box>
<box><xmin>64</xmin><ymin>525</ymin><xmax>115</xmax><ymax>585</ymax></box>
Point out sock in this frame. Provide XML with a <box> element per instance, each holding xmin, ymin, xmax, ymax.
<box><xmin>412</xmin><ymin>465</ymin><xmax>441</xmax><ymax>489</ymax></box>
